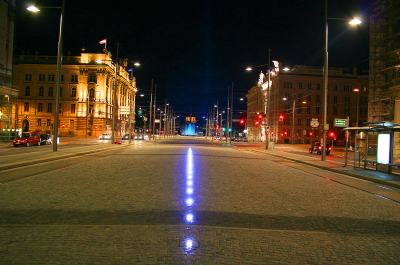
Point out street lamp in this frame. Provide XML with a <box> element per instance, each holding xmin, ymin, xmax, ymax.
<box><xmin>27</xmin><ymin>1</ymin><xmax>65</xmax><ymax>152</ymax></box>
<box><xmin>322</xmin><ymin>0</ymin><xmax>362</xmax><ymax>161</ymax></box>
<box><xmin>353</xmin><ymin>88</ymin><xmax>360</xmax><ymax>127</ymax></box>
<box><xmin>284</xmin><ymin>96</ymin><xmax>307</xmax><ymax>144</ymax></box>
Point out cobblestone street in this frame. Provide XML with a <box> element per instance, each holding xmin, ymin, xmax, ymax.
<box><xmin>0</xmin><ymin>140</ymin><xmax>399</xmax><ymax>264</ymax></box>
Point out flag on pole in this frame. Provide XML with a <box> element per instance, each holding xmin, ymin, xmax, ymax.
<box><xmin>99</xmin><ymin>38</ymin><xmax>107</xmax><ymax>49</ymax></box>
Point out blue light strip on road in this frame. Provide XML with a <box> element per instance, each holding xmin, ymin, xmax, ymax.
<box><xmin>182</xmin><ymin>147</ymin><xmax>198</xmax><ymax>253</ymax></box>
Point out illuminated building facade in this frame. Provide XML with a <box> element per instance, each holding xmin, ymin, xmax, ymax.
<box><xmin>13</xmin><ymin>52</ymin><xmax>136</xmax><ymax>137</ymax></box>
<box><xmin>246</xmin><ymin>65</ymin><xmax>368</xmax><ymax>144</ymax></box>
<box><xmin>0</xmin><ymin>0</ymin><xmax>18</xmax><ymax>137</ymax></box>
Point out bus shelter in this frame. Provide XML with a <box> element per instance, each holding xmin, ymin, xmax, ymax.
<box><xmin>343</xmin><ymin>122</ymin><xmax>400</xmax><ymax>174</ymax></box>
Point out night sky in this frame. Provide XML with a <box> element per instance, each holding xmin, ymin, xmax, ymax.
<box><xmin>15</xmin><ymin>0</ymin><xmax>370</xmax><ymax>118</ymax></box>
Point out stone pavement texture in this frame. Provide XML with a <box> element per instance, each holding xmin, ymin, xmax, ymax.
<box><xmin>0</xmin><ymin>140</ymin><xmax>399</xmax><ymax>264</ymax></box>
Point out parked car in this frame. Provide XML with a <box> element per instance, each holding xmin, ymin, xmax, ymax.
<box><xmin>98</xmin><ymin>134</ymin><xmax>111</xmax><ymax>140</ymax></box>
<box><xmin>13</xmin><ymin>132</ymin><xmax>41</xmax><ymax>147</ymax></box>
<box><xmin>309</xmin><ymin>142</ymin><xmax>331</xmax><ymax>155</ymax></box>
<box><xmin>134</xmin><ymin>134</ymin><xmax>144</xmax><ymax>140</ymax></box>
<box><xmin>39</xmin><ymin>134</ymin><xmax>52</xmax><ymax>145</ymax></box>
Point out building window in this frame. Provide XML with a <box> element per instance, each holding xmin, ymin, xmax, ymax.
<box><xmin>88</xmin><ymin>73</ymin><xmax>97</xmax><ymax>83</ymax></box>
<box><xmin>70</xmin><ymin>119</ymin><xmax>74</xmax><ymax>128</ymax></box>
<box><xmin>48</xmin><ymin>87</ymin><xmax>53</xmax><ymax>97</ymax></box>
<box><xmin>306</xmin><ymin>107</ymin><xmax>311</xmax><ymax>114</ymax></box>
<box><xmin>24</xmin><ymin>102</ymin><xmax>29</xmax><ymax>112</ymax></box>
<box><xmin>307</xmin><ymin>82</ymin><xmax>312</xmax><ymax>89</ymax></box>
<box><xmin>297</xmin><ymin>119</ymin><xmax>302</xmax><ymax>125</ymax></box>
<box><xmin>47</xmin><ymin>119</ymin><xmax>51</xmax><ymax>127</ymax></box>
<box><xmin>37</xmin><ymin>119</ymin><xmax>42</xmax><ymax>127</ymax></box>
<box><xmin>298</xmin><ymin>82</ymin><xmax>303</xmax><ymax>89</ymax></box>
<box><xmin>316</xmin><ymin>106</ymin><xmax>320</xmax><ymax>115</ymax></box>
<box><xmin>48</xmin><ymin>74</ymin><xmax>55</xmax><ymax>82</ymax></box>
<box><xmin>316</xmin><ymin>83</ymin><xmax>321</xmax><ymax>90</ymax></box>
<box><xmin>59</xmin><ymin>87</ymin><xmax>63</xmax><ymax>97</ymax></box>
<box><xmin>89</xmin><ymin>88</ymin><xmax>95</xmax><ymax>98</ymax></box>
<box><xmin>333</xmin><ymin>96</ymin><xmax>338</xmax><ymax>104</ymax></box>
<box><xmin>334</xmin><ymin>85</ymin><xmax>338</xmax><ymax>91</ymax></box>
<box><xmin>70</xmin><ymin>74</ymin><xmax>78</xmax><ymax>83</ymax></box>
<box><xmin>38</xmin><ymin>74</ymin><xmax>45</xmax><ymax>81</ymax></box>
<box><xmin>71</xmin><ymin>104</ymin><xmax>76</xmax><ymax>113</ymax></box>
<box><xmin>25</xmin><ymin>73</ymin><xmax>32</xmax><ymax>81</ymax></box>
<box><xmin>38</xmin><ymin>103</ymin><xmax>43</xmax><ymax>112</ymax></box>
<box><xmin>316</xmin><ymin>95</ymin><xmax>320</xmax><ymax>102</ymax></box>
<box><xmin>59</xmin><ymin>103</ymin><xmax>62</xmax><ymax>113</ymax></box>
<box><xmin>71</xmin><ymin>87</ymin><xmax>77</xmax><ymax>97</ymax></box>
<box><xmin>306</xmin><ymin>118</ymin><xmax>311</xmax><ymax>126</ymax></box>
<box><xmin>39</xmin><ymin>86</ymin><xmax>44</xmax><ymax>96</ymax></box>
<box><xmin>61</xmin><ymin>75</ymin><xmax>64</xmax><ymax>82</ymax></box>
<box><xmin>47</xmin><ymin>103</ymin><xmax>52</xmax><ymax>113</ymax></box>
<box><xmin>343</xmin><ymin>85</ymin><xmax>351</xmax><ymax>92</ymax></box>
<box><xmin>333</xmin><ymin>106</ymin><xmax>338</xmax><ymax>115</ymax></box>
<box><xmin>283</xmin><ymin>82</ymin><xmax>293</xmax><ymax>88</ymax></box>
<box><xmin>25</xmin><ymin>86</ymin><xmax>30</xmax><ymax>96</ymax></box>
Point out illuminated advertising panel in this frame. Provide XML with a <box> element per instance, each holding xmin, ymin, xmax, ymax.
<box><xmin>377</xmin><ymin>133</ymin><xmax>390</xmax><ymax>164</ymax></box>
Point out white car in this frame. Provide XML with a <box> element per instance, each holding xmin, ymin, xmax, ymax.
<box><xmin>98</xmin><ymin>134</ymin><xmax>111</xmax><ymax>140</ymax></box>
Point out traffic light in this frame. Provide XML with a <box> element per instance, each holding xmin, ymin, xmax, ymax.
<box><xmin>254</xmin><ymin>112</ymin><xmax>263</xmax><ymax>127</ymax></box>
<box><xmin>328</xmin><ymin>131</ymin><xmax>336</xmax><ymax>139</ymax></box>
<box><xmin>239</xmin><ymin>118</ymin><xmax>245</xmax><ymax>125</ymax></box>
<box><xmin>279</xmin><ymin>114</ymin><xmax>284</xmax><ymax>122</ymax></box>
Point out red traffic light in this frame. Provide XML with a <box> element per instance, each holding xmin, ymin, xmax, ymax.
<box><xmin>279</xmin><ymin>114</ymin><xmax>284</xmax><ymax>121</ymax></box>
<box><xmin>240</xmin><ymin>119</ymin><xmax>245</xmax><ymax>125</ymax></box>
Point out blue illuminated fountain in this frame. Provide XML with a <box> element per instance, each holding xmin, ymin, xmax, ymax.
<box><xmin>184</xmin><ymin>123</ymin><xmax>196</xmax><ymax>136</ymax></box>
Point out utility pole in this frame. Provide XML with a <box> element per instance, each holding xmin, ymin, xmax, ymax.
<box><xmin>226</xmin><ymin>86</ymin><xmax>230</xmax><ymax>142</ymax></box>
<box><xmin>265</xmin><ymin>48</ymin><xmax>271</xmax><ymax>150</ymax></box>
<box><xmin>164</xmin><ymin>103</ymin><xmax>168</xmax><ymax>138</ymax></box>
<box><xmin>230</xmin><ymin>82</ymin><xmax>234</xmax><ymax>143</ymax></box>
<box><xmin>322</xmin><ymin>0</ymin><xmax>328</xmax><ymax>161</ymax></box>
<box><xmin>149</xmin><ymin>79</ymin><xmax>153</xmax><ymax>140</ymax></box>
<box><xmin>292</xmin><ymin>99</ymin><xmax>295</xmax><ymax>144</ymax></box>
<box><xmin>111</xmin><ymin>43</ymin><xmax>119</xmax><ymax>144</ymax></box>
<box><xmin>152</xmin><ymin>84</ymin><xmax>157</xmax><ymax>140</ymax></box>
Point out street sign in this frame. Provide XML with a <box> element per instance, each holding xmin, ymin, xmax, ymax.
<box><xmin>310</xmin><ymin>118</ymin><xmax>319</xmax><ymax>128</ymax></box>
<box><xmin>334</xmin><ymin>118</ymin><xmax>348</xmax><ymax>127</ymax></box>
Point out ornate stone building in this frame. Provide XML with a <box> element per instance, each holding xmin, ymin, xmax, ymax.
<box><xmin>13</xmin><ymin>52</ymin><xmax>137</xmax><ymax>137</ymax></box>
<box><xmin>247</xmin><ymin>65</ymin><xmax>368</xmax><ymax>144</ymax></box>
<box><xmin>0</xmin><ymin>0</ymin><xmax>18</xmax><ymax>137</ymax></box>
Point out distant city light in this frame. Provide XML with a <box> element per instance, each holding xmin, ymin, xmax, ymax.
<box><xmin>282</xmin><ymin>97</ymin><xmax>288</xmax><ymax>101</ymax></box>
<box><xmin>140</xmin><ymin>94</ymin><xmax>144</xmax><ymax>97</ymax></box>
<box><xmin>245</xmin><ymin>67</ymin><xmax>253</xmax><ymax>72</ymax></box>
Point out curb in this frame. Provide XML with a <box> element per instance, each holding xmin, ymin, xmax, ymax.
<box><xmin>0</xmin><ymin>145</ymin><xmax>128</xmax><ymax>171</ymax></box>
<box><xmin>250</xmin><ymin>149</ymin><xmax>400</xmax><ymax>190</ymax></box>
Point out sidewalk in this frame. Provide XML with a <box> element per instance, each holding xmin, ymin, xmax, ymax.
<box><xmin>244</xmin><ymin>146</ymin><xmax>400</xmax><ymax>189</ymax></box>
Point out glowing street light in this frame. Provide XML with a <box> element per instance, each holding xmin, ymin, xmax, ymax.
<box><xmin>133</xmin><ymin>62</ymin><xmax>141</xmax><ymax>67</ymax></box>
<box><xmin>26</xmin><ymin>4</ymin><xmax>40</xmax><ymax>13</ymax></box>
<box><xmin>322</xmin><ymin>0</ymin><xmax>362</xmax><ymax>161</ymax></box>
<box><xmin>27</xmin><ymin>0</ymin><xmax>65</xmax><ymax>152</ymax></box>
<box><xmin>349</xmin><ymin>17</ymin><xmax>362</xmax><ymax>26</ymax></box>
<box><xmin>282</xmin><ymin>67</ymin><xmax>290</xmax><ymax>72</ymax></box>
<box><xmin>245</xmin><ymin>66</ymin><xmax>253</xmax><ymax>72</ymax></box>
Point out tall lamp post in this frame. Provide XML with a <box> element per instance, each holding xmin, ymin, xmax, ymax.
<box><xmin>322</xmin><ymin>0</ymin><xmax>362</xmax><ymax>160</ymax></box>
<box><xmin>27</xmin><ymin>1</ymin><xmax>66</xmax><ymax>152</ymax></box>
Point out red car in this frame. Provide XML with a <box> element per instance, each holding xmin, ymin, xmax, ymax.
<box><xmin>13</xmin><ymin>132</ymin><xmax>41</xmax><ymax>147</ymax></box>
